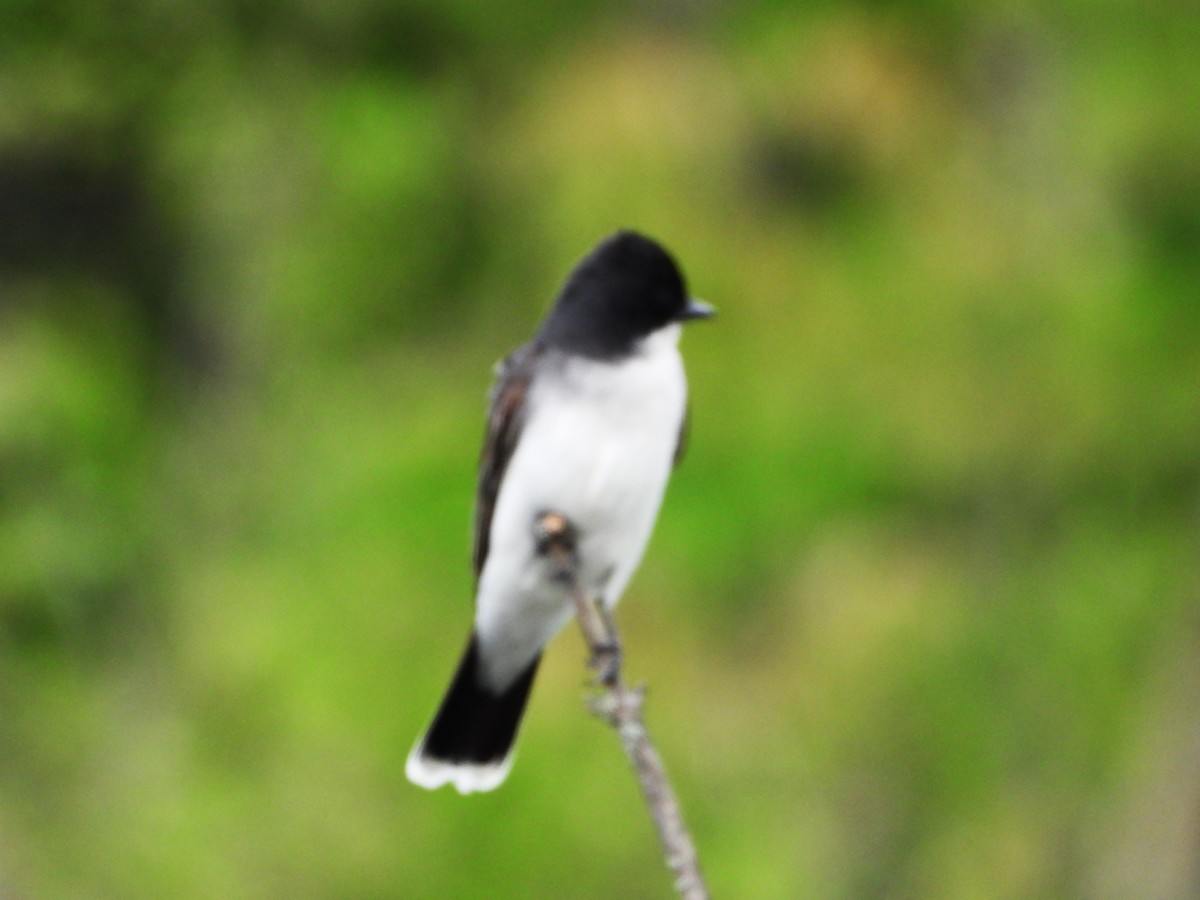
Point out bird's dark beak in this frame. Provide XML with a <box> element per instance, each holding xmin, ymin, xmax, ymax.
<box><xmin>679</xmin><ymin>297</ymin><xmax>716</xmax><ymax>322</ymax></box>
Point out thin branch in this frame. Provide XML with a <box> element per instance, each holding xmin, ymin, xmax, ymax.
<box><xmin>534</xmin><ymin>512</ymin><xmax>710</xmax><ymax>900</ymax></box>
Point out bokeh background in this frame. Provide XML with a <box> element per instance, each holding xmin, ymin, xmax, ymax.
<box><xmin>2</xmin><ymin>1</ymin><xmax>1198</xmax><ymax>897</ymax></box>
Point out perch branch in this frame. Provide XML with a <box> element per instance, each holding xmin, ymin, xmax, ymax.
<box><xmin>533</xmin><ymin>512</ymin><xmax>709</xmax><ymax>900</ymax></box>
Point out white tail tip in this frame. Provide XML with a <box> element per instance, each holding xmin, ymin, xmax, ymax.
<box><xmin>405</xmin><ymin>743</ymin><xmax>514</xmax><ymax>795</ymax></box>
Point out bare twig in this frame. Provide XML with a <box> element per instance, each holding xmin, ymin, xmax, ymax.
<box><xmin>534</xmin><ymin>512</ymin><xmax>709</xmax><ymax>900</ymax></box>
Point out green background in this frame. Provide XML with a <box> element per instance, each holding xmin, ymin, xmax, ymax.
<box><xmin>1</xmin><ymin>1</ymin><xmax>1198</xmax><ymax>896</ymax></box>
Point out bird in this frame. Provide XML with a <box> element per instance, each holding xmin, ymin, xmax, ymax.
<box><xmin>406</xmin><ymin>230</ymin><xmax>713</xmax><ymax>794</ymax></box>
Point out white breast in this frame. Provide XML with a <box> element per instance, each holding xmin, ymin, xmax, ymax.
<box><xmin>473</xmin><ymin>325</ymin><xmax>687</xmax><ymax>689</ymax></box>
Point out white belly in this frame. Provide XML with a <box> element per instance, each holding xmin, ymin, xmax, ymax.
<box><xmin>473</xmin><ymin>328</ymin><xmax>686</xmax><ymax>689</ymax></box>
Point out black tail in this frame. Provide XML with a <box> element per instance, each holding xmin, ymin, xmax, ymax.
<box><xmin>406</xmin><ymin>633</ymin><xmax>541</xmax><ymax>793</ymax></box>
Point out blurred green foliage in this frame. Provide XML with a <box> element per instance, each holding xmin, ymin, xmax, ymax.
<box><xmin>1</xmin><ymin>1</ymin><xmax>1198</xmax><ymax>897</ymax></box>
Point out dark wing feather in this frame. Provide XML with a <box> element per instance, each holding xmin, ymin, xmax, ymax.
<box><xmin>672</xmin><ymin>403</ymin><xmax>691</xmax><ymax>468</ymax></box>
<box><xmin>472</xmin><ymin>342</ymin><xmax>543</xmax><ymax>580</ymax></box>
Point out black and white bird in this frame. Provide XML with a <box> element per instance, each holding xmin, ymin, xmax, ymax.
<box><xmin>406</xmin><ymin>230</ymin><xmax>713</xmax><ymax>793</ymax></box>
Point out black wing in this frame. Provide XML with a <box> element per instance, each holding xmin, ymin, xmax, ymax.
<box><xmin>672</xmin><ymin>403</ymin><xmax>691</xmax><ymax>468</ymax></box>
<box><xmin>472</xmin><ymin>341</ymin><xmax>543</xmax><ymax>581</ymax></box>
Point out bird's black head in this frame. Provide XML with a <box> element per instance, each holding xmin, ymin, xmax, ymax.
<box><xmin>538</xmin><ymin>231</ymin><xmax>712</xmax><ymax>358</ymax></box>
